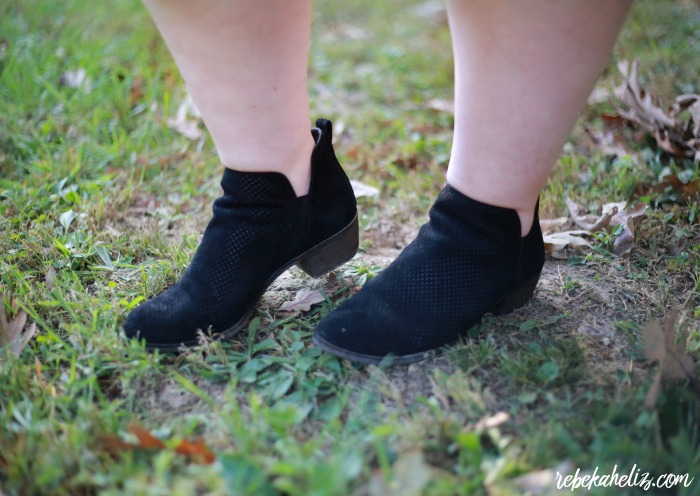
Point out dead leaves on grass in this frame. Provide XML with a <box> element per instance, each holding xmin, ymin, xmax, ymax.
<box><xmin>101</xmin><ymin>422</ymin><xmax>216</xmax><ymax>465</ymax></box>
<box><xmin>615</xmin><ymin>60</ymin><xmax>700</xmax><ymax>161</ymax></box>
<box><xmin>0</xmin><ymin>295</ymin><xmax>36</xmax><ymax>362</ymax></box>
<box><xmin>278</xmin><ymin>288</ymin><xmax>325</xmax><ymax>314</ymax></box>
<box><xmin>640</xmin><ymin>311</ymin><xmax>697</xmax><ymax>408</ymax></box>
<box><xmin>167</xmin><ymin>92</ymin><xmax>202</xmax><ymax>140</ymax></box>
<box><xmin>541</xmin><ymin>198</ymin><xmax>647</xmax><ymax>257</ymax></box>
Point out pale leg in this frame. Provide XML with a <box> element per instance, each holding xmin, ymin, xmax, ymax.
<box><xmin>445</xmin><ymin>0</ymin><xmax>632</xmax><ymax>235</ymax></box>
<box><xmin>142</xmin><ymin>0</ymin><xmax>314</xmax><ymax>196</ymax></box>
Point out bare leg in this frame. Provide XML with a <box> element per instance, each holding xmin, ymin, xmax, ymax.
<box><xmin>313</xmin><ymin>1</ymin><xmax>634</xmax><ymax>364</ymax></box>
<box><xmin>445</xmin><ymin>0</ymin><xmax>632</xmax><ymax>235</ymax></box>
<box><xmin>142</xmin><ymin>0</ymin><xmax>314</xmax><ymax>196</ymax></box>
<box><xmin>125</xmin><ymin>1</ymin><xmax>359</xmax><ymax>349</ymax></box>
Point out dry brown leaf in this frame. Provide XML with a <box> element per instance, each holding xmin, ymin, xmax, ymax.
<box><xmin>586</xmin><ymin>113</ymin><xmax>630</xmax><ymax>158</ymax></box>
<box><xmin>616</xmin><ymin>60</ymin><xmax>676</xmax><ymax>130</ymax></box>
<box><xmin>167</xmin><ymin>93</ymin><xmax>202</xmax><ymax>140</ymax></box>
<box><xmin>661</xmin><ymin>312</ymin><xmax>695</xmax><ymax>381</ymax></box>
<box><xmin>130</xmin><ymin>74</ymin><xmax>144</xmax><ymax>107</ymax></box>
<box><xmin>174</xmin><ymin>438</ymin><xmax>216</xmax><ymax>465</ymax></box>
<box><xmin>641</xmin><ymin>312</ymin><xmax>696</xmax><ymax>407</ymax></box>
<box><xmin>102</xmin><ymin>424</ymin><xmax>216</xmax><ymax>464</ymax></box>
<box><xmin>128</xmin><ymin>422</ymin><xmax>166</xmax><ymax>450</ymax></box>
<box><xmin>641</xmin><ymin>320</ymin><xmax>665</xmax><ymax>363</ymax></box>
<box><xmin>539</xmin><ymin>217</ymin><xmax>570</xmax><ymax>236</ymax></box>
<box><xmin>426</xmin><ymin>98</ymin><xmax>454</xmax><ymax>114</ymax></box>
<box><xmin>607</xmin><ymin>202</ymin><xmax>648</xmax><ymax>256</ymax></box>
<box><xmin>588</xmin><ymin>86</ymin><xmax>612</xmax><ymax>105</ymax></box>
<box><xmin>350</xmin><ymin>180</ymin><xmax>380</xmax><ymax>198</ymax></box>
<box><xmin>643</xmin><ymin>373</ymin><xmax>663</xmax><ymax>409</ymax></box>
<box><xmin>34</xmin><ymin>358</ymin><xmax>44</xmax><ymax>382</ymax></box>
<box><xmin>566</xmin><ymin>197</ymin><xmax>617</xmax><ymax>232</ymax></box>
<box><xmin>615</xmin><ymin>60</ymin><xmax>700</xmax><ymax>159</ymax></box>
<box><xmin>45</xmin><ymin>266</ymin><xmax>56</xmax><ymax>291</ymax></box>
<box><xmin>100</xmin><ymin>434</ymin><xmax>135</xmax><ymax>458</ymax></box>
<box><xmin>59</xmin><ymin>68</ymin><xmax>90</xmax><ymax>92</ymax></box>
<box><xmin>543</xmin><ymin>230</ymin><xmax>593</xmax><ymax>258</ymax></box>
<box><xmin>587</xmin><ymin>129</ymin><xmax>630</xmax><ymax>158</ymax></box>
<box><xmin>563</xmin><ymin>198</ymin><xmax>647</xmax><ymax>256</ymax></box>
<box><xmin>0</xmin><ymin>297</ymin><xmax>37</xmax><ymax>361</ymax></box>
<box><xmin>473</xmin><ymin>411</ymin><xmax>509</xmax><ymax>431</ymax></box>
<box><xmin>672</xmin><ymin>94</ymin><xmax>700</xmax><ymax>161</ymax></box>
<box><xmin>279</xmin><ymin>288</ymin><xmax>325</xmax><ymax>313</ymax></box>
<box><xmin>652</xmin><ymin>174</ymin><xmax>700</xmax><ymax>202</ymax></box>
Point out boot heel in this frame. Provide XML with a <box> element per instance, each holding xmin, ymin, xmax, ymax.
<box><xmin>491</xmin><ymin>271</ymin><xmax>541</xmax><ymax>315</ymax></box>
<box><xmin>296</xmin><ymin>214</ymin><xmax>359</xmax><ymax>278</ymax></box>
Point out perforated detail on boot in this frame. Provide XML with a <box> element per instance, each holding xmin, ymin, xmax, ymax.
<box><xmin>123</xmin><ymin>121</ymin><xmax>358</xmax><ymax>350</ymax></box>
<box><xmin>123</xmin><ymin>169</ymin><xmax>305</xmax><ymax>345</ymax></box>
<box><xmin>314</xmin><ymin>185</ymin><xmax>545</xmax><ymax>361</ymax></box>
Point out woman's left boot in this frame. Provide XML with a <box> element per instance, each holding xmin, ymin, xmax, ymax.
<box><xmin>313</xmin><ymin>185</ymin><xmax>545</xmax><ymax>365</ymax></box>
<box><xmin>123</xmin><ymin>119</ymin><xmax>358</xmax><ymax>351</ymax></box>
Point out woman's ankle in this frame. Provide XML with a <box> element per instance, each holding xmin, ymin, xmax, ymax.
<box><xmin>220</xmin><ymin>134</ymin><xmax>314</xmax><ymax>197</ymax></box>
<box><xmin>444</xmin><ymin>176</ymin><xmax>538</xmax><ymax>237</ymax></box>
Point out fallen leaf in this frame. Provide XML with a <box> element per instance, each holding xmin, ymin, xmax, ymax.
<box><xmin>652</xmin><ymin>174</ymin><xmax>700</xmax><ymax>202</ymax></box>
<box><xmin>0</xmin><ymin>295</ymin><xmax>37</xmax><ymax>361</ymax></box>
<box><xmin>538</xmin><ymin>217</ymin><xmax>570</xmax><ymax>236</ymax></box>
<box><xmin>660</xmin><ymin>312</ymin><xmax>695</xmax><ymax>381</ymax></box>
<box><xmin>100</xmin><ymin>434</ymin><xmax>135</xmax><ymax>458</ymax></box>
<box><xmin>130</xmin><ymin>74</ymin><xmax>144</xmax><ymax>107</ymax></box>
<box><xmin>566</xmin><ymin>197</ymin><xmax>616</xmax><ymax>232</ymax></box>
<box><xmin>586</xmin><ymin>128</ymin><xmax>630</xmax><ymax>159</ymax></box>
<box><xmin>615</xmin><ymin>60</ymin><xmax>700</xmax><ymax>160</ymax></box>
<box><xmin>167</xmin><ymin>93</ymin><xmax>202</xmax><ymax>140</ymax></box>
<box><xmin>643</xmin><ymin>373</ymin><xmax>663</xmax><ymax>409</ymax></box>
<box><xmin>332</xmin><ymin>120</ymin><xmax>345</xmax><ymax>138</ymax></box>
<box><xmin>588</xmin><ymin>86</ymin><xmax>612</xmax><ymax>105</ymax></box>
<box><xmin>640</xmin><ymin>312</ymin><xmax>696</xmax><ymax>407</ymax></box>
<box><xmin>278</xmin><ymin>288</ymin><xmax>325</xmax><ymax>313</ymax></box>
<box><xmin>473</xmin><ymin>411</ymin><xmax>510</xmax><ymax>431</ymax></box>
<box><xmin>174</xmin><ymin>438</ymin><xmax>216</xmax><ymax>465</ymax></box>
<box><xmin>426</xmin><ymin>98</ymin><xmax>454</xmax><ymax>114</ymax></box>
<box><xmin>641</xmin><ymin>320</ymin><xmax>665</xmax><ymax>363</ymax></box>
<box><xmin>563</xmin><ymin>198</ymin><xmax>647</xmax><ymax>256</ymax></box>
<box><xmin>350</xmin><ymin>180</ymin><xmax>380</xmax><ymax>198</ymax></box>
<box><xmin>34</xmin><ymin>358</ymin><xmax>44</xmax><ymax>382</ymax></box>
<box><xmin>607</xmin><ymin>202</ymin><xmax>648</xmax><ymax>256</ymax></box>
<box><xmin>45</xmin><ymin>266</ymin><xmax>56</xmax><ymax>291</ymax></box>
<box><xmin>585</xmin><ymin>113</ymin><xmax>631</xmax><ymax>158</ymax></box>
<box><xmin>101</xmin><ymin>424</ymin><xmax>216</xmax><ymax>464</ymax></box>
<box><xmin>542</xmin><ymin>230</ymin><xmax>593</xmax><ymax>258</ymax></box>
<box><xmin>128</xmin><ymin>422</ymin><xmax>165</xmax><ymax>450</ymax></box>
<box><xmin>616</xmin><ymin>60</ymin><xmax>675</xmax><ymax>129</ymax></box>
<box><xmin>59</xmin><ymin>68</ymin><xmax>89</xmax><ymax>91</ymax></box>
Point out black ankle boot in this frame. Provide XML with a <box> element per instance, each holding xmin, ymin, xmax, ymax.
<box><xmin>123</xmin><ymin>119</ymin><xmax>358</xmax><ymax>351</ymax></box>
<box><xmin>313</xmin><ymin>185</ymin><xmax>545</xmax><ymax>365</ymax></box>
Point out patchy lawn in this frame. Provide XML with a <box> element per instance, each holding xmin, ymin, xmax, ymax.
<box><xmin>1</xmin><ymin>0</ymin><xmax>699</xmax><ymax>494</ymax></box>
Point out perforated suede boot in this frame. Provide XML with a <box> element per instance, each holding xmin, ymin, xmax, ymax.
<box><xmin>123</xmin><ymin>119</ymin><xmax>357</xmax><ymax>351</ymax></box>
<box><xmin>313</xmin><ymin>185</ymin><xmax>545</xmax><ymax>365</ymax></box>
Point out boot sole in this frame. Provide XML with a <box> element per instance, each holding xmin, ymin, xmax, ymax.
<box><xmin>313</xmin><ymin>270</ymin><xmax>542</xmax><ymax>365</ymax></box>
<box><xmin>143</xmin><ymin>213</ymin><xmax>359</xmax><ymax>352</ymax></box>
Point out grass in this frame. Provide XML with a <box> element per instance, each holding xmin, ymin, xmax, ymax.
<box><xmin>1</xmin><ymin>0</ymin><xmax>699</xmax><ymax>494</ymax></box>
